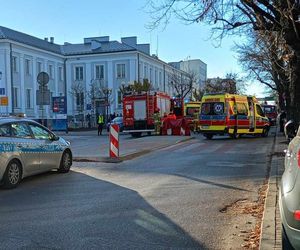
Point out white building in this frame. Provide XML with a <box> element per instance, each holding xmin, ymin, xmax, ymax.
<box><xmin>169</xmin><ymin>59</ymin><xmax>207</xmax><ymax>88</ymax></box>
<box><xmin>0</xmin><ymin>26</ymin><xmax>187</xmax><ymax>126</ymax></box>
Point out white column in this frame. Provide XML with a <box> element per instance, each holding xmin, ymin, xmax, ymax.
<box><xmin>107</xmin><ymin>61</ymin><xmax>114</xmax><ymax>112</ymax></box>
<box><xmin>85</xmin><ymin>62</ymin><xmax>92</xmax><ymax>112</ymax></box>
<box><xmin>5</xmin><ymin>49</ymin><xmax>12</xmax><ymax>114</ymax></box>
<box><xmin>66</xmin><ymin>62</ymin><xmax>73</xmax><ymax>115</ymax></box>
<box><xmin>54</xmin><ymin>62</ymin><xmax>58</xmax><ymax>96</ymax></box>
<box><xmin>19</xmin><ymin>55</ymin><xmax>25</xmax><ymax>113</ymax></box>
<box><xmin>129</xmin><ymin>59</ymin><xmax>136</xmax><ymax>83</ymax></box>
<box><xmin>32</xmin><ymin>58</ymin><xmax>38</xmax><ymax>117</ymax></box>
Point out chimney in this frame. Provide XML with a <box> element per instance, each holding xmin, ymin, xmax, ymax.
<box><xmin>44</xmin><ymin>37</ymin><xmax>48</xmax><ymax>42</ymax></box>
<box><xmin>50</xmin><ymin>37</ymin><xmax>54</xmax><ymax>44</ymax></box>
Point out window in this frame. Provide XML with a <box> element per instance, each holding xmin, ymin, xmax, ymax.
<box><xmin>144</xmin><ymin>65</ymin><xmax>147</xmax><ymax>78</ymax></box>
<box><xmin>149</xmin><ymin>68</ymin><xmax>153</xmax><ymax>83</ymax></box>
<box><xmin>201</xmin><ymin>102</ymin><xmax>224</xmax><ymax>115</ymax></box>
<box><xmin>117</xmin><ymin>90</ymin><xmax>122</xmax><ymax>105</ymax></box>
<box><xmin>25</xmin><ymin>59</ymin><xmax>31</xmax><ymax>75</ymax></box>
<box><xmin>236</xmin><ymin>103</ymin><xmax>248</xmax><ymax>116</ymax></box>
<box><xmin>12</xmin><ymin>56</ymin><xmax>18</xmax><ymax>72</ymax></box>
<box><xmin>76</xmin><ymin>92</ymin><xmax>84</xmax><ymax>111</ymax></box>
<box><xmin>11</xmin><ymin>123</ymin><xmax>32</xmax><ymax>138</ymax></box>
<box><xmin>159</xmin><ymin>72</ymin><xmax>162</xmax><ymax>86</ymax></box>
<box><xmin>0</xmin><ymin>124</ymin><xmax>11</xmax><ymax>137</ymax></box>
<box><xmin>256</xmin><ymin>104</ymin><xmax>265</xmax><ymax>116</ymax></box>
<box><xmin>116</xmin><ymin>64</ymin><xmax>125</xmax><ymax>78</ymax></box>
<box><xmin>13</xmin><ymin>87</ymin><xmax>19</xmax><ymax>108</ymax></box>
<box><xmin>26</xmin><ymin>89</ymin><xmax>32</xmax><ymax>109</ymax></box>
<box><xmin>37</xmin><ymin>62</ymin><xmax>42</xmax><ymax>73</ymax></box>
<box><xmin>155</xmin><ymin>70</ymin><xmax>158</xmax><ymax>86</ymax></box>
<box><xmin>58</xmin><ymin>67</ymin><xmax>63</xmax><ymax>81</ymax></box>
<box><xmin>29</xmin><ymin>124</ymin><xmax>51</xmax><ymax>140</ymax></box>
<box><xmin>75</xmin><ymin>66</ymin><xmax>84</xmax><ymax>80</ymax></box>
<box><xmin>48</xmin><ymin>65</ymin><xmax>53</xmax><ymax>79</ymax></box>
<box><xmin>95</xmin><ymin>65</ymin><xmax>104</xmax><ymax>79</ymax></box>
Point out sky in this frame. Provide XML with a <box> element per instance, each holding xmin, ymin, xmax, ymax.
<box><xmin>0</xmin><ymin>0</ymin><xmax>265</xmax><ymax>97</ymax></box>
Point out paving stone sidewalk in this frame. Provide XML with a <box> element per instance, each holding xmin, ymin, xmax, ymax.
<box><xmin>260</xmin><ymin>130</ymin><xmax>287</xmax><ymax>250</ymax></box>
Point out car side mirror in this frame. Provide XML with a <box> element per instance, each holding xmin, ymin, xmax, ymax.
<box><xmin>50</xmin><ymin>134</ymin><xmax>60</xmax><ymax>141</ymax></box>
<box><xmin>284</xmin><ymin>120</ymin><xmax>297</xmax><ymax>139</ymax></box>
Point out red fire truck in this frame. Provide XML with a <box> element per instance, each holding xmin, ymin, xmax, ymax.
<box><xmin>123</xmin><ymin>92</ymin><xmax>171</xmax><ymax>137</ymax></box>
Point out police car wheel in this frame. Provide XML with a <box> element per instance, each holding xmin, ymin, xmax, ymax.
<box><xmin>3</xmin><ymin>160</ymin><xmax>22</xmax><ymax>189</ymax></box>
<box><xmin>58</xmin><ymin>151</ymin><xmax>72</xmax><ymax>173</ymax></box>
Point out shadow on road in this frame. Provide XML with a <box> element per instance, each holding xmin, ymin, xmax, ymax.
<box><xmin>0</xmin><ymin>171</ymin><xmax>204</xmax><ymax>249</ymax></box>
<box><xmin>173</xmin><ymin>173</ymin><xmax>251</xmax><ymax>192</ymax></box>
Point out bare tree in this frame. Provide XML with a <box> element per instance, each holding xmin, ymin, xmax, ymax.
<box><xmin>203</xmin><ymin>73</ymin><xmax>245</xmax><ymax>94</ymax></box>
<box><xmin>236</xmin><ymin>31</ymin><xmax>290</xmax><ymax>110</ymax></box>
<box><xmin>119</xmin><ymin>79</ymin><xmax>153</xmax><ymax>95</ymax></box>
<box><xmin>168</xmin><ymin>69</ymin><xmax>196</xmax><ymax>98</ymax></box>
<box><xmin>69</xmin><ymin>81</ymin><xmax>86</xmax><ymax>127</ymax></box>
<box><xmin>147</xmin><ymin>0</ymin><xmax>300</xmax><ymax>122</ymax></box>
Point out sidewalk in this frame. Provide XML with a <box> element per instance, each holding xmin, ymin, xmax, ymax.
<box><xmin>260</xmin><ymin>129</ymin><xmax>287</xmax><ymax>249</ymax></box>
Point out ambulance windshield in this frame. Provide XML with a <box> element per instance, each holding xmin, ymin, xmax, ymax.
<box><xmin>201</xmin><ymin>102</ymin><xmax>224</xmax><ymax>115</ymax></box>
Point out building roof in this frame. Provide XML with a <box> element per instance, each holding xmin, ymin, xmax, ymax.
<box><xmin>61</xmin><ymin>41</ymin><xmax>136</xmax><ymax>56</ymax></box>
<box><xmin>0</xmin><ymin>26</ymin><xmax>137</xmax><ymax>56</ymax></box>
<box><xmin>0</xmin><ymin>26</ymin><xmax>62</xmax><ymax>54</ymax></box>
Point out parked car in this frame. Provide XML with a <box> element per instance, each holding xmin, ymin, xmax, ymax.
<box><xmin>107</xmin><ymin>117</ymin><xmax>123</xmax><ymax>132</ymax></box>
<box><xmin>0</xmin><ymin>117</ymin><xmax>72</xmax><ymax>189</ymax></box>
<box><xmin>261</xmin><ymin>104</ymin><xmax>278</xmax><ymax>125</ymax></box>
<box><xmin>279</xmin><ymin>124</ymin><xmax>300</xmax><ymax>249</ymax></box>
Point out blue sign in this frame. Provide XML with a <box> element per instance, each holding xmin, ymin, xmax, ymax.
<box><xmin>0</xmin><ymin>88</ymin><xmax>5</xmax><ymax>95</ymax></box>
<box><xmin>52</xmin><ymin>96</ymin><xmax>67</xmax><ymax>113</ymax></box>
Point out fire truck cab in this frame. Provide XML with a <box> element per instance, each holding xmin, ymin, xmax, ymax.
<box><xmin>199</xmin><ymin>93</ymin><xmax>270</xmax><ymax>139</ymax></box>
<box><xmin>123</xmin><ymin>92</ymin><xmax>170</xmax><ymax>137</ymax></box>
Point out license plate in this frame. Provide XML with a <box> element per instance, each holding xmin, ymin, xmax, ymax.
<box><xmin>201</xmin><ymin>125</ymin><xmax>210</xmax><ymax>129</ymax></box>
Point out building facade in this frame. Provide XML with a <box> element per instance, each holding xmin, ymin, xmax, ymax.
<box><xmin>0</xmin><ymin>26</ymin><xmax>193</xmax><ymax>126</ymax></box>
<box><xmin>169</xmin><ymin>59</ymin><xmax>207</xmax><ymax>88</ymax></box>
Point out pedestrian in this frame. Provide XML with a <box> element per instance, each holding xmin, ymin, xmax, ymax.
<box><xmin>86</xmin><ymin>113</ymin><xmax>91</xmax><ymax>128</ymax></box>
<box><xmin>97</xmin><ymin>113</ymin><xmax>104</xmax><ymax>136</ymax></box>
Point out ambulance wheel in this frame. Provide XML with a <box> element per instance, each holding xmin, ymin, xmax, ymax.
<box><xmin>204</xmin><ymin>134</ymin><xmax>213</xmax><ymax>140</ymax></box>
<box><xmin>261</xmin><ymin>127</ymin><xmax>269</xmax><ymax>137</ymax></box>
<box><xmin>229</xmin><ymin>132</ymin><xmax>240</xmax><ymax>139</ymax></box>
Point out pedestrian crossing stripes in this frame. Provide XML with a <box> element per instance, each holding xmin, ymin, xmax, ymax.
<box><xmin>163</xmin><ymin>139</ymin><xmax>270</xmax><ymax>155</ymax></box>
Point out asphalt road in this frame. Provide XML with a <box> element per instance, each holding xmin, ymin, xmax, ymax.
<box><xmin>0</xmin><ymin>129</ymin><xmax>276</xmax><ymax>249</ymax></box>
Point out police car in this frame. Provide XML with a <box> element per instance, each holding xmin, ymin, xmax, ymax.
<box><xmin>0</xmin><ymin>117</ymin><xmax>72</xmax><ymax>189</ymax></box>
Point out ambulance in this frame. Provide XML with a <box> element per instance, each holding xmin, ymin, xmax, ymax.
<box><xmin>184</xmin><ymin>101</ymin><xmax>201</xmax><ymax>132</ymax></box>
<box><xmin>199</xmin><ymin>93</ymin><xmax>270</xmax><ymax>139</ymax></box>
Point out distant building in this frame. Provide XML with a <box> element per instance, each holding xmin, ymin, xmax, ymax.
<box><xmin>0</xmin><ymin>26</ymin><xmax>186</xmax><ymax>126</ymax></box>
<box><xmin>169</xmin><ymin>59</ymin><xmax>207</xmax><ymax>88</ymax></box>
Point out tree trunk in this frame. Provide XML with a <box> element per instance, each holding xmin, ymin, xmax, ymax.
<box><xmin>288</xmin><ymin>52</ymin><xmax>300</xmax><ymax>124</ymax></box>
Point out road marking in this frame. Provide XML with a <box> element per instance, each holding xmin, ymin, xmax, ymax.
<box><xmin>173</xmin><ymin>143</ymin><xmax>205</xmax><ymax>153</ymax></box>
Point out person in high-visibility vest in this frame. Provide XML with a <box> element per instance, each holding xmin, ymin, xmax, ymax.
<box><xmin>97</xmin><ymin>114</ymin><xmax>104</xmax><ymax>136</ymax></box>
<box><xmin>153</xmin><ymin>108</ymin><xmax>161</xmax><ymax>135</ymax></box>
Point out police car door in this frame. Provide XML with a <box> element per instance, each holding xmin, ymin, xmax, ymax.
<box><xmin>28</xmin><ymin>123</ymin><xmax>62</xmax><ymax>170</ymax></box>
<box><xmin>11</xmin><ymin>122</ymin><xmax>40</xmax><ymax>175</ymax></box>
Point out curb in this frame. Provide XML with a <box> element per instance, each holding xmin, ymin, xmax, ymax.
<box><xmin>260</xmin><ymin>128</ymin><xmax>284</xmax><ymax>249</ymax></box>
<box><xmin>73</xmin><ymin>136</ymin><xmax>195</xmax><ymax>163</ymax></box>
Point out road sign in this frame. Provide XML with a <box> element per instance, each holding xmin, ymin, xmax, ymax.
<box><xmin>0</xmin><ymin>96</ymin><xmax>8</xmax><ymax>106</ymax></box>
<box><xmin>37</xmin><ymin>72</ymin><xmax>49</xmax><ymax>86</ymax></box>
<box><xmin>36</xmin><ymin>90</ymin><xmax>50</xmax><ymax>105</ymax></box>
<box><xmin>52</xmin><ymin>96</ymin><xmax>66</xmax><ymax>113</ymax></box>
